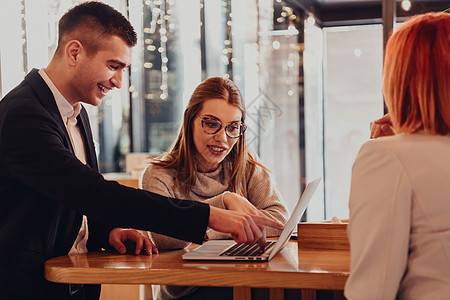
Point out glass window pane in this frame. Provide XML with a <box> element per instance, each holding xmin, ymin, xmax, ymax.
<box><xmin>323</xmin><ymin>25</ymin><xmax>384</xmax><ymax>219</ymax></box>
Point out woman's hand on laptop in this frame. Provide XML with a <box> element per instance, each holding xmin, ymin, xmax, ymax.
<box><xmin>208</xmin><ymin>206</ymin><xmax>284</xmax><ymax>246</ymax></box>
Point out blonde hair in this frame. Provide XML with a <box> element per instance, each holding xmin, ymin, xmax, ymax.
<box><xmin>151</xmin><ymin>77</ymin><xmax>265</xmax><ymax>196</ymax></box>
<box><xmin>383</xmin><ymin>12</ymin><xmax>450</xmax><ymax>134</ymax></box>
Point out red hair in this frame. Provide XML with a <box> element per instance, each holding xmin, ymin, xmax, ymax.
<box><xmin>383</xmin><ymin>12</ymin><xmax>450</xmax><ymax>134</ymax></box>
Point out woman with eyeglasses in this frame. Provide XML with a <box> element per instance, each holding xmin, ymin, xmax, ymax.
<box><xmin>141</xmin><ymin>76</ymin><xmax>288</xmax><ymax>300</ymax></box>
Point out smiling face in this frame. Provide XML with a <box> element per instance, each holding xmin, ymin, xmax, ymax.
<box><xmin>193</xmin><ymin>98</ymin><xmax>243</xmax><ymax>172</ymax></box>
<box><xmin>71</xmin><ymin>35</ymin><xmax>132</xmax><ymax>106</ymax></box>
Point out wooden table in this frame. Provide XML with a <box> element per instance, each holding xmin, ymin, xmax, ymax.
<box><xmin>45</xmin><ymin>240</ymin><xmax>349</xmax><ymax>300</ymax></box>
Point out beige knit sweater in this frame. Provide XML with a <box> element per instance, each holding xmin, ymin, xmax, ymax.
<box><xmin>141</xmin><ymin>160</ymin><xmax>289</xmax><ymax>250</ymax></box>
<box><xmin>141</xmin><ymin>159</ymin><xmax>289</xmax><ymax>300</ymax></box>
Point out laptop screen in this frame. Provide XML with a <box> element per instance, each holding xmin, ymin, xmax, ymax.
<box><xmin>268</xmin><ymin>177</ymin><xmax>321</xmax><ymax>260</ymax></box>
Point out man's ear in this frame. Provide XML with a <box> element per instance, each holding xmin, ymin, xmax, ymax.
<box><xmin>65</xmin><ymin>40</ymin><xmax>83</xmax><ymax>66</ymax></box>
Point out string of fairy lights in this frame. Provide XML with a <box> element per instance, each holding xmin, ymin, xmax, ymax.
<box><xmin>143</xmin><ymin>0</ymin><xmax>234</xmax><ymax>102</ymax></box>
<box><xmin>138</xmin><ymin>0</ymin><xmax>305</xmax><ymax>102</ymax></box>
<box><xmin>275</xmin><ymin>0</ymin><xmax>298</xmax><ymax>25</ymax></box>
<box><xmin>222</xmin><ymin>0</ymin><xmax>233</xmax><ymax>78</ymax></box>
<box><xmin>143</xmin><ymin>0</ymin><xmax>174</xmax><ymax>101</ymax></box>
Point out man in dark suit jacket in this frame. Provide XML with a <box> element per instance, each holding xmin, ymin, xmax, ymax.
<box><xmin>0</xmin><ymin>2</ymin><xmax>282</xmax><ymax>299</ymax></box>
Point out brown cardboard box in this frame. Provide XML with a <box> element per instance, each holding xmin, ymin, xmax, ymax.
<box><xmin>297</xmin><ymin>221</ymin><xmax>349</xmax><ymax>251</ymax></box>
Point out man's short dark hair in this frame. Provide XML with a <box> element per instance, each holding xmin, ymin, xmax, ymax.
<box><xmin>57</xmin><ymin>1</ymin><xmax>137</xmax><ymax>54</ymax></box>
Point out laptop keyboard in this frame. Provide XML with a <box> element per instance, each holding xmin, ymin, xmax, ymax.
<box><xmin>220</xmin><ymin>241</ymin><xmax>276</xmax><ymax>257</ymax></box>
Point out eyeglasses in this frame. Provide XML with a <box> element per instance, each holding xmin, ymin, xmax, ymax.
<box><xmin>199</xmin><ymin>117</ymin><xmax>247</xmax><ymax>139</ymax></box>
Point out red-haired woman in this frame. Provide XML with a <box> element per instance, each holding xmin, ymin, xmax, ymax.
<box><xmin>345</xmin><ymin>12</ymin><xmax>450</xmax><ymax>300</ymax></box>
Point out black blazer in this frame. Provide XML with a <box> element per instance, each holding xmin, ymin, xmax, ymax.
<box><xmin>0</xmin><ymin>69</ymin><xmax>209</xmax><ymax>299</ymax></box>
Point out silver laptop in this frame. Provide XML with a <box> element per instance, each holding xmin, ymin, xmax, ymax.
<box><xmin>182</xmin><ymin>178</ymin><xmax>321</xmax><ymax>261</ymax></box>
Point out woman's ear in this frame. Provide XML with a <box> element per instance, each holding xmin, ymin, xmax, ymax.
<box><xmin>65</xmin><ymin>40</ymin><xmax>83</xmax><ymax>66</ymax></box>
